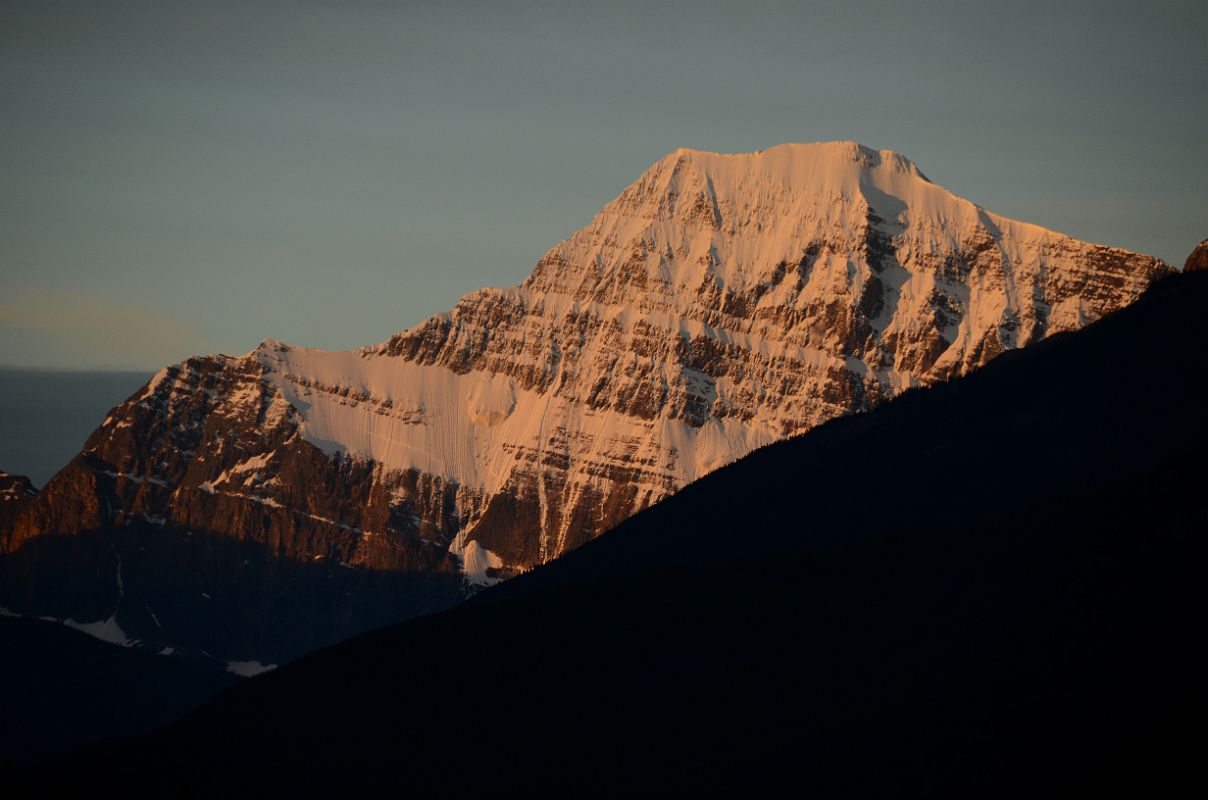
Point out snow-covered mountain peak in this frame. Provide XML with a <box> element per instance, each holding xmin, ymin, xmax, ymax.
<box><xmin>628</xmin><ymin>141</ymin><xmax>932</xmax><ymax>213</ymax></box>
<box><xmin>511</xmin><ymin>143</ymin><xmax>1075</xmax><ymax>317</ymax></box>
<box><xmin>7</xmin><ymin>144</ymin><xmax>1172</xmax><ymax>625</ymax></box>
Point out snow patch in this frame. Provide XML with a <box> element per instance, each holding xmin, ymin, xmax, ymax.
<box><xmin>448</xmin><ymin>531</ymin><xmax>505</xmax><ymax>587</ymax></box>
<box><xmin>63</xmin><ymin>615</ymin><xmax>132</xmax><ymax>647</ymax></box>
<box><xmin>226</xmin><ymin>660</ymin><xmax>277</xmax><ymax>677</ymax></box>
<box><xmin>230</xmin><ymin>452</ymin><xmax>275</xmax><ymax>474</ymax></box>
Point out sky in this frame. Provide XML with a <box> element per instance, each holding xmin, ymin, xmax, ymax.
<box><xmin>2</xmin><ymin>0</ymin><xmax>1205</xmax><ymax>370</ymax></box>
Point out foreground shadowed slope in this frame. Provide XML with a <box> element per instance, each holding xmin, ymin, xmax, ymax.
<box><xmin>18</xmin><ymin>271</ymin><xmax>1208</xmax><ymax>796</ymax></box>
<box><xmin>0</xmin><ymin>617</ymin><xmax>236</xmax><ymax>763</ymax></box>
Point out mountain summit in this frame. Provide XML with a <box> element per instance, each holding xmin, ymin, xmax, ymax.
<box><xmin>0</xmin><ymin>143</ymin><xmax>1171</xmax><ymax>663</ymax></box>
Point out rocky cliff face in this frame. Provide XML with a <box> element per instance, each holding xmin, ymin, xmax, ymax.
<box><xmin>0</xmin><ymin>472</ymin><xmax>36</xmax><ymax>532</ymax></box>
<box><xmin>1184</xmin><ymin>239</ymin><xmax>1208</xmax><ymax>273</ymax></box>
<box><xmin>0</xmin><ymin>142</ymin><xmax>1172</xmax><ymax>663</ymax></box>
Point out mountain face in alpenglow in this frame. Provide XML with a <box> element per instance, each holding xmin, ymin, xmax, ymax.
<box><xmin>1184</xmin><ymin>238</ymin><xmax>1208</xmax><ymax>273</ymax></box>
<box><xmin>0</xmin><ymin>142</ymin><xmax>1172</xmax><ymax>663</ymax></box>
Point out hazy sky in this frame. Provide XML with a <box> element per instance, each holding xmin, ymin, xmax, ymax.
<box><xmin>2</xmin><ymin>0</ymin><xmax>1205</xmax><ymax>369</ymax></box>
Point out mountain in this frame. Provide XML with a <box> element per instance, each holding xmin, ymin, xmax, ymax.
<box><xmin>0</xmin><ymin>616</ymin><xmax>236</xmax><ymax>762</ymax></box>
<box><xmin>1185</xmin><ymin>238</ymin><xmax>1208</xmax><ymax>272</ymax></box>
<box><xmin>0</xmin><ymin>142</ymin><xmax>1171</xmax><ymax>664</ymax></box>
<box><xmin>17</xmin><ymin>265</ymin><xmax>1205</xmax><ymax>798</ymax></box>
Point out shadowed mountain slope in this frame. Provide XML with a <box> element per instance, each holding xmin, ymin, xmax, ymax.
<box><xmin>15</xmin><ymin>269</ymin><xmax>1206</xmax><ymax>797</ymax></box>
<box><xmin>0</xmin><ymin>617</ymin><xmax>236</xmax><ymax>763</ymax></box>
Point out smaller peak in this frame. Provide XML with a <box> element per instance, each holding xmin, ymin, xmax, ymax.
<box><xmin>0</xmin><ymin>470</ymin><xmax>37</xmax><ymax>498</ymax></box>
<box><xmin>245</xmin><ymin>339</ymin><xmax>296</xmax><ymax>364</ymax></box>
<box><xmin>256</xmin><ymin>338</ymin><xmax>291</xmax><ymax>352</ymax></box>
<box><xmin>1183</xmin><ymin>238</ymin><xmax>1208</xmax><ymax>273</ymax></box>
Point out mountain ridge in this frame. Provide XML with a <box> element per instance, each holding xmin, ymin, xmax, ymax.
<box><xmin>0</xmin><ymin>615</ymin><xmax>236</xmax><ymax>762</ymax></box>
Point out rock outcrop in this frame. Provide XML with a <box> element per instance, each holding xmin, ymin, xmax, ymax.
<box><xmin>1183</xmin><ymin>238</ymin><xmax>1208</xmax><ymax>272</ymax></box>
<box><xmin>0</xmin><ymin>471</ymin><xmax>36</xmax><ymax>533</ymax></box>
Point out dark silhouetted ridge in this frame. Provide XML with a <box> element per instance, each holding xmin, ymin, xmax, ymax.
<box><xmin>9</xmin><ymin>270</ymin><xmax>1207</xmax><ymax>798</ymax></box>
<box><xmin>0</xmin><ymin>617</ymin><xmax>235</xmax><ymax>763</ymax></box>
